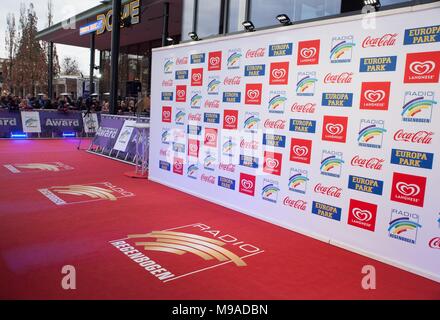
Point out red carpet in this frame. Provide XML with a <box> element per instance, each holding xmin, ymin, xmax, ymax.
<box><xmin>0</xmin><ymin>139</ymin><xmax>439</xmax><ymax>300</ymax></box>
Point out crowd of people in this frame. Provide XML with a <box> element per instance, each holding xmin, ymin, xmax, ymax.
<box><xmin>0</xmin><ymin>93</ymin><xmax>151</xmax><ymax>115</ymax></box>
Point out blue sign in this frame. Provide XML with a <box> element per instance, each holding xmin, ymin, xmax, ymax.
<box><xmin>218</xmin><ymin>176</ymin><xmax>236</xmax><ymax>190</ymax></box>
<box><xmin>223</xmin><ymin>92</ymin><xmax>241</xmax><ymax>103</ymax></box>
<box><xmin>161</xmin><ymin>92</ymin><xmax>173</xmax><ymax>101</ymax></box>
<box><xmin>175</xmin><ymin>70</ymin><xmax>189</xmax><ymax>80</ymax></box>
<box><xmin>239</xmin><ymin>155</ymin><xmax>259</xmax><ymax>168</ymax></box>
<box><xmin>404</xmin><ymin>25</ymin><xmax>440</xmax><ymax>45</ymax></box>
<box><xmin>172</xmin><ymin>142</ymin><xmax>185</xmax><ymax>153</ymax></box>
<box><xmin>322</xmin><ymin>93</ymin><xmax>353</xmax><ymax>107</ymax></box>
<box><xmin>204</xmin><ymin>113</ymin><xmax>220</xmax><ymax>124</ymax></box>
<box><xmin>159</xmin><ymin>160</ymin><xmax>171</xmax><ymax>171</ymax></box>
<box><xmin>262</xmin><ymin>134</ymin><xmax>286</xmax><ymax>148</ymax></box>
<box><xmin>391</xmin><ymin>149</ymin><xmax>434</xmax><ymax>169</ymax></box>
<box><xmin>191</xmin><ymin>53</ymin><xmax>205</xmax><ymax>64</ymax></box>
<box><xmin>359</xmin><ymin>56</ymin><xmax>397</xmax><ymax>72</ymax></box>
<box><xmin>187</xmin><ymin>125</ymin><xmax>202</xmax><ymax>135</ymax></box>
<box><xmin>348</xmin><ymin>175</ymin><xmax>384</xmax><ymax>195</ymax></box>
<box><xmin>289</xmin><ymin>119</ymin><xmax>316</xmax><ymax>133</ymax></box>
<box><xmin>312</xmin><ymin>201</ymin><xmax>341</xmax><ymax>221</ymax></box>
<box><xmin>244</xmin><ymin>64</ymin><xmax>266</xmax><ymax>77</ymax></box>
<box><xmin>269</xmin><ymin>43</ymin><xmax>293</xmax><ymax>56</ymax></box>
<box><xmin>79</xmin><ymin>20</ymin><xmax>103</xmax><ymax>36</ymax></box>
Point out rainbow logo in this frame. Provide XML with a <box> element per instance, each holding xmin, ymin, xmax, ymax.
<box><xmin>401</xmin><ymin>96</ymin><xmax>437</xmax><ymax>122</ymax></box>
<box><xmin>388</xmin><ymin>217</ymin><xmax>421</xmax><ymax>244</ymax></box>
<box><xmin>161</xmin><ymin>130</ymin><xmax>170</xmax><ymax>143</ymax></box>
<box><xmin>222</xmin><ymin>139</ymin><xmax>235</xmax><ymax>154</ymax></box>
<box><xmin>288</xmin><ymin>173</ymin><xmax>308</xmax><ymax>193</ymax></box>
<box><xmin>203</xmin><ymin>155</ymin><xmax>216</xmax><ymax>170</ymax></box>
<box><xmin>190</xmin><ymin>94</ymin><xmax>202</xmax><ymax>107</ymax></box>
<box><xmin>261</xmin><ymin>183</ymin><xmax>280</xmax><ymax>203</ymax></box>
<box><xmin>330</xmin><ymin>39</ymin><xmax>355</xmax><ymax>63</ymax></box>
<box><xmin>243</xmin><ymin>115</ymin><xmax>260</xmax><ymax>131</ymax></box>
<box><xmin>175</xmin><ymin>110</ymin><xmax>186</xmax><ymax>124</ymax></box>
<box><xmin>268</xmin><ymin>94</ymin><xmax>287</xmax><ymax>112</ymax></box>
<box><xmin>227</xmin><ymin>52</ymin><xmax>242</xmax><ymax>68</ymax></box>
<box><xmin>358</xmin><ymin>125</ymin><xmax>387</xmax><ymax>143</ymax></box>
<box><xmin>296</xmin><ymin>76</ymin><xmax>317</xmax><ymax>96</ymax></box>
<box><xmin>187</xmin><ymin>164</ymin><xmax>199</xmax><ymax>178</ymax></box>
<box><xmin>207</xmin><ymin>79</ymin><xmax>221</xmax><ymax>94</ymax></box>
<box><xmin>164</xmin><ymin>59</ymin><xmax>173</xmax><ymax>73</ymax></box>
<box><xmin>320</xmin><ymin>156</ymin><xmax>344</xmax><ymax>175</ymax></box>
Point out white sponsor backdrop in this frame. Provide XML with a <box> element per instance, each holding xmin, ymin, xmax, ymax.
<box><xmin>21</xmin><ymin>111</ymin><xmax>42</xmax><ymax>133</ymax></box>
<box><xmin>150</xmin><ymin>4</ymin><xmax>440</xmax><ymax>281</ymax></box>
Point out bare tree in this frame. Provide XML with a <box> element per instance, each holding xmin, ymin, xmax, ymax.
<box><xmin>46</xmin><ymin>0</ymin><xmax>60</xmax><ymax>77</ymax></box>
<box><xmin>61</xmin><ymin>57</ymin><xmax>81</xmax><ymax>76</ymax></box>
<box><xmin>4</xmin><ymin>13</ymin><xmax>16</xmax><ymax>92</ymax></box>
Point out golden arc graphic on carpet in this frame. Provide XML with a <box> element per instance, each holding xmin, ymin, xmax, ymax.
<box><xmin>38</xmin><ymin>182</ymin><xmax>135</xmax><ymax>205</ymax></box>
<box><xmin>3</xmin><ymin>162</ymin><xmax>74</xmax><ymax>173</ymax></box>
<box><xmin>110</xmin><ymin>223</ymin><xmax>265</xmax><ymax>283</ymax></box>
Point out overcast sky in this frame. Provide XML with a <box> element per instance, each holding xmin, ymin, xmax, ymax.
<box><xmin>0</xmin><ymin>0</ymin><xmax>100</xmax><ymax>73</ymax></box>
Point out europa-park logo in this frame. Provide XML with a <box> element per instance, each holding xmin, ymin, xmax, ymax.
<box><xmin>38</xmin><ymin>182</ymin><xmax>135</xmax><ymax>206</ymax></box>
<box><xmin>109</xmin><ymin>223</ymin><xmax>264</xmax><ymax>283</ymax></box>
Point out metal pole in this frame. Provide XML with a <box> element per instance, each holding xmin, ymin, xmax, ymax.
<box><xmin>48</xmin><ymin>42</ymin><xmax>54</xmax><ymax>100</ymax></box>
<box><xmin>109</xmin><ymin>0</ymin><xmax>122</xmax><ymax>115</ymax></box>
<box><xmin>161</xmin><ymin>2</ymin><xmax>170</xmax><ymax>46</ymax></box>
<box><xmin>89</xmin><ymin>33</ymin><xmax>96</xmax><ymax>95</ymax></box>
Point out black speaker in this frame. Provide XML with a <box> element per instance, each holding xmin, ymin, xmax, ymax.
<box><xmin>341</xmin><ymin>0</ymin><xmax>364</xmax><ymax>13</ymax></box>
<box><xmin>126</xmin><ymin>81</ymin><xmax>142</xmax><ymax>97</ymax></box>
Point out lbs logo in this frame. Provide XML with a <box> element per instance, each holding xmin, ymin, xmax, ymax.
<box><xmin>191</xmin><ymin>68</ymin><xmax>204</xmax><ymax>86</ymax></box>
<box><xmin>296</xmin><ymin>72</ymin><xmax>317</xmax><ymax>96</ymax></box>
<box><xmin>245</xmin><ymin>84</ymin><xmax>262</xmax><ymax>105</ymax></box>
<box><xmin>207</xmin><ymin>76</ymin><xmax>221</xmax><ymax>95</ymax></box>
<box><xmin>208</xmin><ymin>51</ymin><xmax>222</xmax><ymax>71</ymax></box>
<box><xmin>268</xmin><ymin>91</ymin><xmax>287</xmax><ymax>114</ymax></box>
<box><xmin>404</xmin><ymin>51</ymin><xmax>440</xmax><ymax>83</ymax></box>
<box><xmin>243</xmin><ymin>112</ymin><xmax>260</xmax><ymax>133</ymax></box>
<box><xmin>322</xmin><ymin>116</ymin><xmax>348</xmax><ymax>143</ymax></box>
<box><xmin>162</xmin><ymin>106</ymin><xmax>172</xmax><ymax>123</ymax></box>
<box><xmin>360</xmin><ymin>82</ymin><xmax>391</xmax><ymax>111</ymax></box>
<box><xmin>263</xmin><ymin>151</ymin><xmax>282</xmax><ymax>176</ymax></box>
<box><xmin>164</xmin><ymin>58</ymin><xmax>173</xmax><ymax>74</ymax></box>
<box><xmin>288</xmin><ymin>168</ymin><xmax>308</xmax><ymax>194</ymax></box>
<box><xmin>239</xmin><ymin>173</ymin><xmax>256</xmax><ymax>196</ymax></box>
<box><xmin>261</xmin><ymin>179</ymin><xmax>280</xmax><ymax>203</ymax></box>
<box><xmin>330</xmin><ymin>35</ymin><xmax>355</xmax><ymax>63</ymax></box>
<box><xmin>388</xmin><ymin>209</ymin><xmax>421</xmax><ymax>245</ymax></box>
<box><xmin>358</xmin><ymin>119</ymin><xmax>386</xmax><ymax>149</ymax></box>
<box><xmin>175</xmin><ymin>85</ymin><xmax>187</xmax><ymax>103</ymax></box>
<box><xmin>297</xmin><ymin>40</ymin><xmax>320</xmax><ymax>65</ymax></box>
<box><xmin>269</xmin><ymin>62</ymin><xmax>289</xmax><ymax>85</ymax></box>
<box><xmin>174</xmin><ymin>109</ymin><xmax>185</xmax><ymax>125</ymax></box>
<box><xmin>320</xmin><ymin>150</ymin><xmax>344</xmax><ymax>178</ymax></box>
<box><xmin>203</xmin><ymin>153</ymin><xmax>217</xmax><ymax>171</ymax></box>
<box><xmin>227</xmin><ymin>49</ymin><xmax>242</xmax><ymax>69</ymax></box>
<box><xmin>290</xmin><ymin>138</ymin><xmax>312</xmax><ymax>164</ymax></box>
<box><xmin>187</xmin><ymin>164</ymin><xmax>199</xmax><ymax>179</ymax></box>
<box><xmin>223</xmin><ymin>110</ymin><xmax>238</xmax><ymax>130</ymax></box>
<box><xmin>401</xmin><ymin>91</ymin><xmax>436</xmax><ymax>123</ymax></box>
<box><xmin>391</xmin><ymin>172</ymin><xmax>426</xmax><ymax>208</ymax></box>
<box><xmin>347</xmin><ymin>199</ymin><xmax>377</xmax><ymax>232</ymax></box>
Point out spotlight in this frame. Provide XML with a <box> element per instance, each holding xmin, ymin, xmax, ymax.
<box><xmin>242</xmin><ymin>20</ymin><xmax>255</xmax><ymax>32</ymax></box>
<box><xmin>276</xmin><ymin>14</ymin><xmax>292</xmax><ymax>26</ymax></box>
<box><xmin>166</xmin><ymin>36</ymin><xmax>175</xmax><ymax>45</ymax></box>
<box><xmin>188</xmin><ymin>32</ymin><xmax>200</xmax><ymax>41</ymax></box>
<box><xmin>363</xmin><ymin>0</ymin><xmax>381</xmax><ymax>10</ymax></box>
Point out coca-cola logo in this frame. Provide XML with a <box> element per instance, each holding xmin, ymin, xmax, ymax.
<box><xmin>176</xmin><ymin>57</ymin><xmax>188</xmax><ymax>65</ymax></box>
<box><xmin>300</xmin><ymin>47</ymin><xmax>316</xmax><ymax>59</ymax></box>
<box><xmin>247</xmin><ymin>90</ymin><xmax>260</xmax><ymax>100</ymax></box>
<box><xmin>429</xmin><ymin>237</ymin><xmax>440</xmax><ymax>249</ymax></box>
<box><xmin>201</xmin><ymin>174</ymin><xmax>215</xmax><ymax>184</ymax></box>
<box><xmin>224</xmin><ymin>76</ymin><xmax>241</xmax><ymax>85</ymax></box>
<box><xmin>393</xmin><ymin>129</ymin><xmax>433</xmax><ymax>144</ymax></box>
<box><xmin>209</xmin><ymin>57</ymin><xmax>220</xmax><ymax>66</ymax></box>
<box><xmin>324</xmin><ymin>72</ymin><xmax>353</xmax><ymax>84</ymax></box>
<box><xmin>352</xmin><ymin>208</ymin><xmax>372</xmax><ymax>222</ymax></box>
<box><xmin>241</xmin><ymin>179</ymin><xmax>254</xmax><ymax>190</ymax></box>
<box><xmin>396</xmin><ymin>182</ymin><xmax>420</xmax><ymax>196</ymax></box>
<box><xmin>325</xmin><ymin>123</ymin><xmax>344</xmax><ymax>135</ymax></box>
<box><xmin>246</xmin><ymin>48</ymin><xmax>265</xmax><ymax>58</ymax></box>
<box><xmin>162</xmin><ymin>80</ymin><xmax>173</xmax><ymax>86</ymax></box>
<box><xmin>204</xmin><ymin>100</ymin><xmax>220</xmax><ymax>108</ymax></box>
<box><xmin>272</xmin><ymin>68</ymin><xmax>286</xmax><ymax>79</ymax></box>
<box><xmin>364</xmin><ymin>90</ymin><xmax>385</xmax><ymax>103</ymax></box>
<box><xmin>291</xmin><ymin>102</ymin><xmax>316</xmax><ymax>113</ymax></box>
<box><xmin>188</xmin><ymin>113</ymin><xmax>201</xmax><ymax>121</ymax></box>
<box><xmin>283</xmin><ymin>197</ymin><xmax>307</xmax><ymax>211</ymax></box>
<box><xmin>409</xmin><ymin>61</ymin><xmax>436</xmax><ymax>75</ymax></box>
<box><xmin>362</xmin><ymin>33</ymin><xmax>397</xmax><ymax>48</ymax></box>
<box><xmin>351</xmin><ymin>156</ymin><xmax>384</xmax><ymax>171</ymax></box>
<box><xmin>240</xmin><ymin>139</ymin><xmax>259</xmax><ymax>150</ymax></box>
<box><xmin>314</xmin><ymin>183</ymin><xmax>342</xmax><ymax>198</ymax></box>
<box><xmin>265</xmin><ymin>158</ymin><xmax>279</xmax><ymax>169</ymax></box>
<box><xmin>292</xmin><ymin>145</ymin><xmax>308</xmax><ymax>157</ymax></box>
<box><xmin>264</xmin><ymin>119</ymin><xmax>286</xmax><ymax>130</ymax></box>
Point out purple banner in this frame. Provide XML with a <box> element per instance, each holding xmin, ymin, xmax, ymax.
<box><xmin>0</xmin><ymin>111</ymin><xmax>22</xmax><ymax>133</ymax></box>
<box><xmin>92</xmin><ymin>116</ymin><xmax>125</xmax><ymax>150</ymax></box>
<box><xmin>39</xmin><ymin>111</ymin><xmax>82</xmax><ymax>132</ymax></box>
